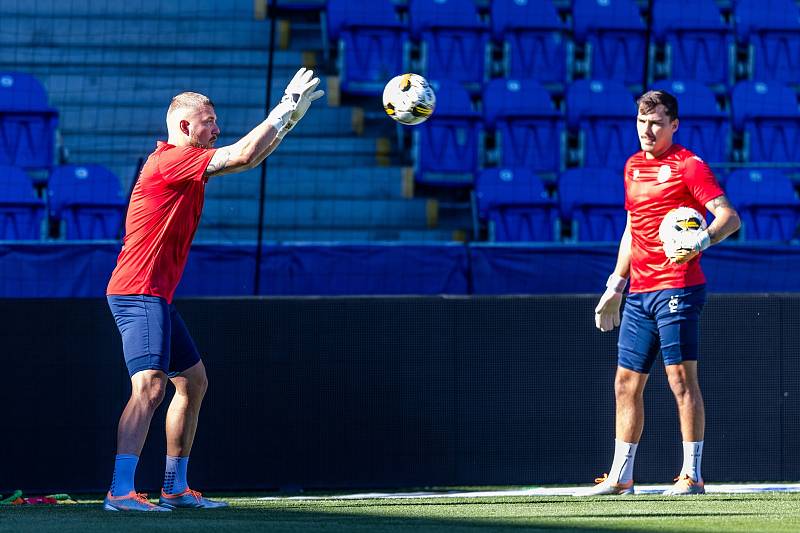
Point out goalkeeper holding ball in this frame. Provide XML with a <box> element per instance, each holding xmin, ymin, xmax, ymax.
<box><xmin>583</xmin><ymin>90</ymin><xmax>740</xmax><ymax>496</ymax></box>
<box><xmin>104</xmin><ymin>68</ymin><xmax>324</xmax><ymax>511</ymax></box>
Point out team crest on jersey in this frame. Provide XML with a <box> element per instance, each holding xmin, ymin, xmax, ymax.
<box><xmin>657</xmin><ymin>165</ymin><xmax>671</xmax><ymax>183</ymax></box>
<box><xmin>632</xmin><ymin>169</ymin><xmax>640</xmax><ymax>180</ymax></box>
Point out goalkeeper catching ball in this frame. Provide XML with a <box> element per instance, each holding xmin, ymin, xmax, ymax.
<box><xmin>104</xmin><ymin>68</ymin><xmax>323</xmax><ymax>511</ymax></box>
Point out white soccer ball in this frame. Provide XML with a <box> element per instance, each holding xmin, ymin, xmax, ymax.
<box><xmin>659</xmin><ymin>206</ymin><xmax>708</xmax><ymax>258</ymax></box>
<box><xmin>382</xmin><ymin>73</ymin><xmax>436</xmax><ymax>125</ymax></box>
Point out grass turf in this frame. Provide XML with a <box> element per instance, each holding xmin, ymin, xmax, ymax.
<box><xmin>1</xmin><ymin>492</ymin><xmax>800</xmax><ymax>533</ymax></box>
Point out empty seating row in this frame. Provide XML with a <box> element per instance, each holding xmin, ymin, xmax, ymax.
<box><xmin>0</xmin><ymin>164</ymin><xmax>125</xmax><ymax>240</ymax></box>
<box><xmin>414</xmin><ymin>78</ymin><xmax>800</xmax><ymax>185</ymax></box>
<box><xmin>475</xmin><ymin>167</ymin><xmax>800</xmax><ymax>242</ymax></box>
<box><xmin>0</xmin><ymin>72</ymin><xmax>58</xmax><ymax>172</ymax></box>
<box><xmin>327</xmin><ymin>0</ymin><xmax>800</xmax><ymax>93</ymax></box>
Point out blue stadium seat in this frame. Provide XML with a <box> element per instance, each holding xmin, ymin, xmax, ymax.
<box><xmin>475</xmin><ymin>168</ymin><xmax>558</xmax><ymax>241</ymax></box>
<box><xmin>652</xmin><ymin>0</ymin><xmax>733</xmax><ymax>87</ymax></box>
<box><xmin>0</xmin><ymin>164</ymin><xmax>45</xmax><ymax>239</ymax></box>
<box><xmin>490</xmin><ymin>0</ymin><xmax>567</xmax><ymax>85</ymax></box>
<box><xmin>409</xmin><ymin>0</ymin><xmax>489</xmax><ymax>90</ymax></box>
<box><xmin>725</xmin><ymin>168</ymin><xmax>800</xmax><ymax>241</ymax></box>
<box><xmin>735</xmin><ymin>0</ymin><xmax>800</xmax><ymax>84</ymax></box>
<box><xmin>0</xmin><ymin>72</ymin><xmax>58</xmax><ymax>171</ymax></box>
<box><xmin>731</xmin><ymin>81</ymin><xmax>800</xmax><ymax>164</ymax></box>
<box><xmin>483</xmin><ymin>79</ymin><xmax>564</xmax><ymax>174</ymax></box>
<box><xmin>415</xmin><ymin>80</ymin><xmax>482</xmax><ymax>185</ymax></box>
<box><xmin>558</xmin><ymin>167</ymin><xmax>626</xmax><ymax>242</ymax></box>
<box><xmin>566</xmin><ymin>79</ymin><xmax>638</xmax><ymax>168</ymax></box>
<box><xmin>650</xmin><ymin>80</ymin><xmax>730</xmax><ymax>163</ymax></box>
<box><xmin>48</xmin><ymin>164</ymin><xmax>126</xmax><ymax>240</ymax></box>
<box><xmin>572</xmin><ymin>0</ymin><xmax>646</xmax><ymax>86</ymax></box>
<box><xmin>327</xmin><ymin>0</ymin><xmax>408</xmax><ymax>95</ymax></box>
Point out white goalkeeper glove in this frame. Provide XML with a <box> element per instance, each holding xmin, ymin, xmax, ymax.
<box><xmin>278</xmin><ymin>67</ymin><xmax>325</xmax><ymax>136</ymax></box>
<box><xmin>265</xmin><ymin>99</ymin><xmax>296</xmax><ymax>136</ymax></box>
<box><xmin>665</xmin><ymin>230</ymin><xmax>710</xmax><ymax>264</ymax></box>
<box><xmin>594</xmin><ymin>273</ymin><xmax>627</xmax><ymax>332</ymax></box>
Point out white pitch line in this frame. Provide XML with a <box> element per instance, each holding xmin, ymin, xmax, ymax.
<box><xmin>259</xmin><ymin>483</ymin><xmax>800</xmax><ymax>501</ymax></box>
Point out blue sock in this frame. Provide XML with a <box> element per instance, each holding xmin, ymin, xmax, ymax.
<box><xmin>110</xmin><ymin>454</ymin><xmax>139</xmax><ymax>497</ymax></box>
<box><xmin>163</xmin><ymin>455</ymin><xmax>189</xmax><ymax>494</ymax></box>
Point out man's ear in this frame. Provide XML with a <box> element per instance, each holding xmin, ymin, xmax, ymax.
<box><xmin>180</xmin><ymin>120</ymin><xmax>190</xmax><ymax>135</ymax></box>
<box><xmin>672</xmin><ymin>118</ymin><xmax>679</xmax><ymax>132</ymax></box>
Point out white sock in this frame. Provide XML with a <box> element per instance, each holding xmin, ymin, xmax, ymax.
<box><xmin>680</xmin><ymin>441</ymin><xmax>703</xmax><ymax>482</ymax></box>
<box><xmin>608</xmin><ymin>439</ymin><xmax>638</xmax><ymax>484</ymax></box>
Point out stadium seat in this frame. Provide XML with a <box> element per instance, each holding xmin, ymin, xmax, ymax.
<box><xmin>326</xmin><ymin>0</ymin><xmax>408</xmax><ymax>95</ymax></box>
<box><xmin>490</xmin><ymin>0</ymin><xmax>568</xmax><ymax>86</ymax></box>
<box><xmin>558</xmin><ymin>167</ymin><xmax>626</xmax><ymax>242</ymax></box>
<box><xmin>572</xmin><ymin>0</ymin><xmax>646</xmax><ymax>86</ymax></box>
<box><xmin>0</xmin><ymin>164</ymin><xmax>45</xmax><ymax>239</ymax></box>
<box><xmin>0</xmin><ymin>71</ymin><xmax>58</xmax><ymax>171</ymax></box>
<box><xmin>651</xmin><ymin>0</ymin><xmax>733</xmax><ymax>87</ymax></box>
<box><xmin>483</xmin><ymin>79</ymin><xmax>565</xmax><ymax>174</ymax></box>
<box><xmin>566</xmin><ymin>79</ymin><xmax>638</xmax><ymax>168</ymax></box>
<box><xmin>735</xmin><ymin>0</ymin><xmax>800</xmax><ymax>84</ymax></box>
<box><xmin>48</xmin><ymin>164</ymin><xmax>126</xmax><ymax>240</ymax></box>
<box><xmin>415</xmin><ymin>80</ymin><xmax>482</xmax><ymax>185</ymax></box>
<box><xmin>731</xmin><ymin>81</ymin><xmax>800</xmax><ymax>164</ymax></box>
<box><xmin>475</xmin><ymin>168</ymin><xmax>558</xmax><ymax>241</ymax></box>
<box><xmin>724</xmin><ymin>168</ymin><xmax>800</xmax><ymax>241</ymax></box>
<box><xmin>409</xmin><ymin>0</ymin><xmax>489</xmax><ymax>91</ymax></box>
<box><xmin>650</xmin><ymin>80</ymin><xmax>730</xmax><ymax>163</ymax></box>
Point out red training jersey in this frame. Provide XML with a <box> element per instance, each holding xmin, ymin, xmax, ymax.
<box><xmin>624</xmin><ymin>144</ymin><xmax>724</xmax><ymax>293</ymax></box>
<box><xmin>107</xmin><ymin>142</ymin><xmax>216</xmax><ymax>303</ymax></box>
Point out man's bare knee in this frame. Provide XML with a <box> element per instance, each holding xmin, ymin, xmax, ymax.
<box><xmin>614</xmin><ymin>366</ymin><xmax>648</xmax><ymax>400</ymax></box>
<box><xmin>131</xmin><ymin>371</ymin><xmax>168</xmax><ymax>410</ymax></box>
<box><xmin>172</xmin><ymin>362</ymin><xmax>208</xmax><ymax>402</ymax></box>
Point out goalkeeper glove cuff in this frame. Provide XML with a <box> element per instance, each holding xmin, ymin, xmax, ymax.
<box><xmin>696</xmin><ymin>230</ymin><xmax>711</xmax><ymax>252</ymax></box>
<box><xmin>606</xmin><ymin>273</ymin><xmax>628</xmax><ymax>294</ymax></box>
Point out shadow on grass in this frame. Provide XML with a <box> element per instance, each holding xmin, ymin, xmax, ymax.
<box><xmin>0</xmin><ymin>495</ymin><xmax>796</xmax><ymax>533</ymax></box>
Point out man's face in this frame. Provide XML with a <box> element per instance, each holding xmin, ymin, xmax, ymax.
<box><xmin>636</xmin><ymin>104</ymin><xmax>677</xmax><ymax>158</ymax></box>
<box><xmin>183</xmin><ymin>104</ymin><xmax>220</xmax><ymax>148</ymax></box>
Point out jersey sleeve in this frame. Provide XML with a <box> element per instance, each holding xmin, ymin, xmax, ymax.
<box><xmin>681</xmin><ymin>155</ymin><xmax>724</xmax><ymax>207</ymax></box>
<box><xmin>623</xmin><ymin>157</ymin><xmax>633</xmax><ymax>211</ymax></box>
<box><xmin>158</xmin><ymin>146</ymin><xmax>217</xmax><ymax>185</ymax></box>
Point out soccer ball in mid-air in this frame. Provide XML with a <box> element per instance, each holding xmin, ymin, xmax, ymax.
<box><xmin>659</xmin><ymin>206</ymin><xmax>707</xmax><ymax>258</ymax></box>
<box><xmin>382</xmin><ymin>73</ymin><xmax>436</xmax><ymax>125</ymax></box>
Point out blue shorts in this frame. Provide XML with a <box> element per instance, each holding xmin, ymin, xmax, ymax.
<box><xmin>107</xmin><ymin>295</ymin><xmax>201</xmax><ymax>378</ymax></box>
<box><xmin>617</xmin><ymin>284</ymin><xmax>707</xmax><ymax>374</ymax></box>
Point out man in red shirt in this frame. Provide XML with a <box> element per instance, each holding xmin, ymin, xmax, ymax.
<box><xmin>104</xmin><ymin>68</ymin><xmax>323</xmax><ymax>511</ymax></box>
<box><xmin>581</xmin><ymin>90</ymin><xmax>741</xmax><ymax>496</ymax></box>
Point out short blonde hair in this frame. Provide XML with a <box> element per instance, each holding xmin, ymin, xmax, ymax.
<box><xmin>167</xmin><ymin>92</ymin><xmax>215</xmax><ymax>119</ymax></box>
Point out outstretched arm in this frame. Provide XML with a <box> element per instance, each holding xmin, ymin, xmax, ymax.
<box><xmin>204</xmin><ymin>68</ymin><xmax>324</xmax><ymax>179</ymax></box>
<box><xmin>204</xmin><ymin>114</ymin><xmax>287</xmax><ymax>178</ymax></box>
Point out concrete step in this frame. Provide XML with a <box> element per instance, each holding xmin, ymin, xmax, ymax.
<box><xmin>38</xmin><ymin>73</ymin><xmax>329</xmax><ymax>108</ymax></box>
<box><xmin>194</xmin><ymin>227</ymin><xmax>459</xmax><ymax>242</ymax></box>
<box><xmin>200</xmin><ymin>197</ymin><xmax>436</xmax><ymax>229</ymax></box>
<box><xmin>57</xmin><ymin>104</ymin><xmax>357</xmax><ymax>137</ymax></box>
<box><xmin>0</xmin><ymin>17</ymin><xmax>273</xmax><ymax>49</ymax></box>
<box><xmin>0</xmin><ymin>47</ymin><xmax>312</xmax><ymax>76</ymax></box>
<box><xmin>64</xmin><ymin>141</ymin><xmax>385</xmax><ymax>172</ymax></box>
<box><xmin>207</xmin><ymin>166</ymin><xmax>410</xmax><ymax>199</ymax></box>
<box><xmin>0</xmin><ymin>0</ymin><xmax>258</xmax><ymax>19</ymax></box>
<box><xmin>62</xmin><ymin>132</ymin><xmax>382</xmax><ymax>163</ymax></box>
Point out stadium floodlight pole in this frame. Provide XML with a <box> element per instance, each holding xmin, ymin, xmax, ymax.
<box><xmin>254</xmin><ymin>0</ymin><xmax>279</xmax><ymax>295</ymax></box>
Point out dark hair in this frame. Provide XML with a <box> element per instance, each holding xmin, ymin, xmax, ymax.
<box><xmin>636</xmin><ymin>90</ymin><xmax>678</xmax><ymax>121</ymax></box>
